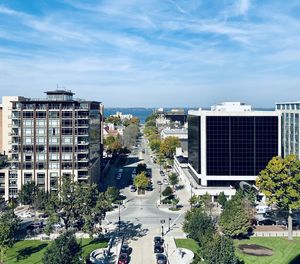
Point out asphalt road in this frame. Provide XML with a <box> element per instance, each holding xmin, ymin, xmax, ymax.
<box><xmin>103</xmin><ymin>135</ymin><xmax>184</xmax><ymax>263</ymax></box>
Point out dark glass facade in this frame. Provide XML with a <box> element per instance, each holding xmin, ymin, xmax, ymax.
<box><xmin>188</xmin><ymin>116</ymin><xmax>201</xmax><ymax>174</ymax></box>
<box><xmin>206</xmin><ymin>116</ymin><xmax>278</xmax><ymax>176</ymax></box>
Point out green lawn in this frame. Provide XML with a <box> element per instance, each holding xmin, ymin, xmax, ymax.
<box><xmin>175</xmin><ymin>237</ymin><xmax>300</xmax><ymax>264</ymax></box>
<box><xmin>235</xmin><ymin>237</ymin><xmax>300</xmax><ymax>264</ymax></box>
<box><xmin>175</xmin><ymin>238</ymin><xmax>200</xmax><ymax>254</ymax></box>
<box><xmin>5</xmin><ymin>238</ymin><xmax>108</xmax><ymax>264</ymax></box>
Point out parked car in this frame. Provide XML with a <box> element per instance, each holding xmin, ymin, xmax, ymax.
<box><xmin>157</xmin><ymin>180</ymin><xmax>162</xmax><ymax>185</ymax></box>
<box><xmin>118</xmin><ymin>253</ymin><xmax>128</xmax><ymax>264</ymax></box>
<box><xmin>146</xmin><ymin>184</ymin><xmax>153</xmax><ymax>191</ymax></box>
<box><xmin>154</xmin><ymin>236</ymin><xmax>164</xmax><ymax>245</ymax></box>
<box><xmin>130</xmin><ymin>185</ymin><xmax>136</xmax><ymax>192</ymax></box>
<box><xmin>120</xmin><ymin>244</ymin><xmax>131</xmax><ymax>255</ymax></box>
<box><xmin>156</xmin><ymin>253</ymin><xmax>167</xmax><ymax>264</ymax></box>
<box><xmin>154</xmin><ymin>244</ymin><xmax>164</xmax><ymax>253</ymax></box>
<box><xmin>258</xmin><ymin>219</ymin><xmax>276</xmax><ymax>226</ymax></box>
<box><xmin>163</xmin><ymin>179</ymin><xmax>168</xmax><ymax>185</ymax></box>
<box><xmin>19</xmin><ymin>212</ymin><xmax>34</xmax><ymax>218</ymax></box>
<box><xmin>26</xmin><ymin>221</ymin><xmax>44</xmax><ymax>230</ymax></box>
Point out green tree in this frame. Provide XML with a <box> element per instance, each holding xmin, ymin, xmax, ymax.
<box><xmin>45</xmin><ymin>178</ymin><xmax>111</xmax><ymax>236</ymax></box>
<box><xmin>217</xmin><ymin>192</ymin><xmax>227</xmax><ymax>209</ymax></box>
<box><xmin>0</xmin><ymin>210</ymin><xmax>20</xmax><ymax>263</ymax></box>
<box><xmin>123</xmin><ymin>124</ymin><xmax>139</xmax><ymax>148</ymax></box>
<box><xmin>219</xmin><ymin>194</ymin><xmax>252</xmax><ymax>238</ymax></box>
<box><xmin>42</xmin><ymin>231</ymin><xmax>82</xmax><ymax>264</ymax></box>
<box><xmin>160</xmin><ymin>136</ymin><xmax>181</xmax><ymax>158</ymax></box>
<box><xmin>189</xmin><ymin>195</ymin><xmax>202</xmax><ymax>208</ymax></box>
<box><xmin>256</xmin><ymin>155</ymin><xmax>300</xmax><ymax>240</ymax></box>
<box><xmin>162</xmin><ymin>186</ymin><xmax>173</xmax><ymax>197</ymax></box>
<box><xmin>149</xmin><ymin>139</ymin><xmax>161</xmax><ymax>152</ymax></box>
<box><xmin>18</xmin><ymin>181</ymin><xmax>37</xmax><ymax>206</ymax></box>
<box><xmin>168</xmin><ymin>173</ymin><xmax>179</xmax><ymax>188</ymax></box>
<box><xmin>134</xmin><ymin>172</ymin><xmax>149</xmax><ymax>192</ymax></box>
<box><xmin>201</xmin><ymin>234</ymin><xmax>238</xmax><ymax>264</ymax></box>
<box><xmin>183</xmin><ymin>208</ymin><xmax>214</xmax><ymax>247</ymax></box>
<box><xmin>105</xmin><ymin>186</ymin><xmax>120</xmax><ymax>202</ymax></box>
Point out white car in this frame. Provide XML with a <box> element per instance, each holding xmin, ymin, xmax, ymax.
<box><xmin>163</xmin><ymin>179</ymin><xmax>168</xmax><ymax>185</ymax></box>
<box><xmin>19</xmin><ymin>212</ymin><xmax>34</xmax><ymax>218</ymax></box>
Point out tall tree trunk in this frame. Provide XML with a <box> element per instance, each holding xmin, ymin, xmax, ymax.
<box><xmin>288</xmin><ymin>207</ymin><xmax>293</xmax><ymax>241</ymax></box>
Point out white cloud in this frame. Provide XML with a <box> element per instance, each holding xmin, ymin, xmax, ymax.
<box><xmin>236</xmin><ymin>0</ymin><xmax>251</xmax><ymax>16</ymax></box>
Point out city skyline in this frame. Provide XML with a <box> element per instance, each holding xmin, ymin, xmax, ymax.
<box><xmin>0</xmin><ymin>0</ymin><xmax>300</xmax><ymax>107</ymax></box>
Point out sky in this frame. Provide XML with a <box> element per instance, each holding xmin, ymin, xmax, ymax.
<box><xmin>0</xmin><ymin>0</ymin><xmax>300</xmax><ymax>107</ymax></box>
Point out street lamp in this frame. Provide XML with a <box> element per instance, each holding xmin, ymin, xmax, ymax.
<box><xmin>190</xmin><ymin>183</ymin><xmax>193</xmax><ymax>209</ymax></box>
<box><xmin>160</xmin><ymin>219</ymin><xmax>165</xmax><ymax>237</ymax></box>
<box><xmin>118</xmin><ymin>202</ymin><xmax>121</xmax><ymax>233</ymax></box>
<box><xmin>159</xmin><ymin>184</ymin><xmax>162</xmax><ymax>204</ymax></box>
<box><xmin>168</xmin><ymin>217</ymin><xmax>172</xmax><ymax>232</ymax></box>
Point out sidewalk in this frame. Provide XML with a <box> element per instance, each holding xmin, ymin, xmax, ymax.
<box><xmin>164</xmin><ymin>236</ymin><xmax>194</xmax><ymax>264</ymax></box>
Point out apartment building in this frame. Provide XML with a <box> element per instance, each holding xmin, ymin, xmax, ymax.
<box><xmin>0</xmin><ymin>90</ymin><xmax>104</xmax><ymax>200</ymax></box>
<box><xmin>276</xmin><ymin>102</ymin><xmax>300</xmax><ymax>158</ymax></box>
<box><xmin>187</xmin><ymin>102</ymin><xmax>281</xmax><ymax>188</ymax></box>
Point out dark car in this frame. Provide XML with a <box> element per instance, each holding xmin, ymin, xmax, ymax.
<box><xmin>146</xmin><ymin>184</ymin><xmax>153</xmax><ymax>191</ymax></box>
<box><xmin>120</xmin><ymin>244</ymin><xmax>131</xmax><ymax>255</ymax></box>
<box><xmin>156</xmin><ymin>253</ymin><xmax>167</xmax><ymax>264</ymax></box>
<box><xmin>157</xmin><ymin>180</ymin><xmax>162</xmax><ymax>185</ymax></box>
<box><xmin>118</xmin><ymin>253</ymin><xmax>128</xmax><ymax>264</ymax></box>
<box><xmin>154</xmin><ymin>244</ymin><xmax>164</xmax><ymax>253</ymax></box>
<box><xmin>154</xmin><ymin>236</ymin><xmax>164</xmax><ymax>245</ymax></box>
<box><xmin>258</xmin><ymin>219</ymin><xmax>276</xmax><ymax>226</ymax></box>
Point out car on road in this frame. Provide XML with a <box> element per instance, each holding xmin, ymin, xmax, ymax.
<box><xmin>160</xmin><ymin>170</ymin><xmax>164</xmax><ymax>176</ymax></box>
<box><xmin>258</xmin><ymin>219</ymin><xmax>276</xmax><ymax>226</ymax></box>
<box><xmin>130</xmin><ymin>185</ymin><xmax>136</xmax><ymax>192</ymax></box>
<box><xmin>163</xmin><ymin>179</ymin><xmax>168</xmax><ymax>185</ymax></box>
<box><xmin>154</xmin><ymin>236</ymin><xmax>164</xmax><ymax>245</ymax></box>
<box><xmin>118</xmin><ymin>253</ymin><xmax>128</xmax><ymax>264</ymax></box>
<box><xmin>154</xmin><ymin>244</ymin><xmax>164</xmax><ymax>253</ymax></box>
<box><xmin>156</xmin><ymin>253</ymin><xmax>167</xmax><ymax>264</ymax></box>
<box><xmin>146</xmin><ymin>184</ymin><xmax>153</xmax><ymax>191</ymax></box>
<box><xmin>18</xmin><ymin>212</ymin><xmax>34</xmax><ymax>218</ymax></box>
<box><xmin>157</xmin><ymin>180</ymin><xmax>162</xmax><ymax>185</ymax></box>
<box><xmin>120</xmin><ymin>244</ymin><xmax>132</xmax><ymax>255</ymax></box>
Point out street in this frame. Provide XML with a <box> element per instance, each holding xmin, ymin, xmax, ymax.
<box><xmin>102</xmin><ymin>134</ymin><xmax>188</xmax><ymax>263</ymax></box>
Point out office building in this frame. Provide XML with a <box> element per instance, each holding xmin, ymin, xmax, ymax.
<box><xmin>276</xmin><ymin>102</ymin><xmax>300</xmax><ymax>158</ymax></box>
<box><xmin>0</xmin><ymin>90</ymin><xmax>104</xmax><ymax>200</ymax></box>
<box><xmin>188</xmin><ymin>102</ymin><xmax>281</xmax><ymax>187</ymax></box>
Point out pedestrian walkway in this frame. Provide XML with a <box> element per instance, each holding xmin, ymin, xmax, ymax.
<box><xmin>164</xmin><ymin>236</ymin><xmax>194</xmax><ymax>264</ymax></box>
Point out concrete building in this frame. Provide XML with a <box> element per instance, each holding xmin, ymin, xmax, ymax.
<box><xmin>276</xmin><ymin>102</ymin><xmax>300</xmax><ymax>158</ymax></box>
<box><xmin>0</xmin><ymin>90</ymin><xmax>104</xmax><ymax>200</ymax></box>
<box><xmin>160</xmin><ymin>127</ymin><xmax>188</xmax><ymax>152</ymax></box>
<box><xmin>187</xmin><ymin>102</ymin><xmax>281</xmax><ymax>188</ymax></box>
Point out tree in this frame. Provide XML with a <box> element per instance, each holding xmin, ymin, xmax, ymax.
<box><xmin>42</xmin><ymin>231</ymin><xmax>82</xmax><ymax>264</ymax></box>
<box><xmin>189</xmin><ymin>195</ymin><xmax>202</xmax><ymax>208</ymax></box>
<box><xmin>0</xmin><ymin>210</ymin><xmax>20</xmax><ymax>263</ymax></box>
<box><xmin>134</xmin><ymin>172</ymin><xmax>149</xmax><ymax>192</ymax></box>
<box><xmin>45</xmin><ymin>177</ymin><xmax>111</xmax><ymax>236</ymax></box>
<box><xmin>256</xmin><ymin>155</ymin><xmax>300</xmax><ymax>240</ymax></box>
<box><xmin>201</xmin><ymin>234</ymin><xmax>238</xmax><ymax>264</ymax></box>
<box><xmin>219</xmin><ymin>194</ymin><xmax>252</xmax><ymax>238</ymax></box>
<box><xmin>123</xmin><ymin>124</ymin><xmax>139</xmax><ymax>148</ymax></box>
<box><xmin>217</xmin><ymin>192</ymin><xmax>227</xmax><ymax>209</ymax></box>
<box><xmin>18</xmin><ymin>181</ymin><xmax>37</xmax><ymax>206</ymax></box>
<box><xmin>168</xmin><ymin>173</ymin><xmax>179</xmax><ymax>188</ymax></box>
<box><xmin>171</xmin><ymin>197</ymin><xmax>179</xmax><ymax>209</ymax></box>
<box><xmin>104</xmin><ymin>135</ymin><xmax>122</xmax><ymax>154</ymax></box>
<box><xmin>162</xmin><ymin>186</ymin><xmax>173</xmax><ymax>197</ymax></box>
<box><xmin>105</xmin><ymin>186</ymin><xmax>120</xmax><ymax>202</ymax></box>
<box><xmin>160</xmin><ymin>136</ymin><xmax>181</xmax><ymax>158</ymax></box>
<box><xmin>183</xmin><ymin>207</ymin><xmax>214</xmax><ymax>247</ymax></box>
<box><xmin>149</xmin><ymin>139</ymin><xmax>161</xmax><ymax>152</ymax></box>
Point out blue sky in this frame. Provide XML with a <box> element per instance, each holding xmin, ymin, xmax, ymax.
<box><xmin>0</xmin><ymin>0</ymin><xmax>300</xmax><ymax>107</ymax></box>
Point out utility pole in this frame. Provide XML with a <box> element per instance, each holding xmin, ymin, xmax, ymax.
<box><xmin>118</xmin><ymin>202</ymin><xmax>121</xmax><ymax>233</ymax></box>
<box><xmin>159</xmin><ymin>184</ymin><xmax>162</xmax><ymax>204</ymax></box>
<box><xmin>160</xmin><ymin>219</ymin><xmax>165</xmax><ymax>237</ymax></box>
